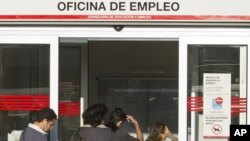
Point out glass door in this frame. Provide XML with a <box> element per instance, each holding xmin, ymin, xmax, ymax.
<box><xmin>0</xmin><ymin>35</ymin><xmax>58</xmax><ymax>141</ymax></box>
<box><xmin>179</xmin><ymin>36</ymin><xmax>250</xmax><ymax>141</ymax></box>
<box><xmin>58</xmin><ymin>38</ymin><xmax>88</xmax><ymax>141</ymax></box>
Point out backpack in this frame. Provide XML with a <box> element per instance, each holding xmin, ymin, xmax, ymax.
<box><xmin>74</xmin><ymin>128</ymin><xmax>86</xmax><ymax>141</ymax></box>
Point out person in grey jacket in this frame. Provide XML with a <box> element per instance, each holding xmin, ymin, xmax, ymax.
<box><xmin>19</xmin><ymin>107</ymin><xmax>57</xmax><ymax>141</ymax></box>
<box><xmin>70</xmin><ymin>103</ymin><xmax>117</xmax><ymax>141</ymax></box>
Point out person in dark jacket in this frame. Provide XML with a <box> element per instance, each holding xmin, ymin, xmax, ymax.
<box><xmin>70</xmin><ymin>103</ymin><xmax>117</xmax><ymax>141</ymax></box>
<box><xmin>19</xmin><ymin>107</ymin><xmax>57</xmax><ymax>141</ymax></box>
<box><xmin>106</xmin><ymin>108</ymin><xmax>143</xmax><ymax>141</ymax></box>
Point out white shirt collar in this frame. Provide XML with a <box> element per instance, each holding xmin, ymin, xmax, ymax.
<box><xmin>83</xmin><ymin>124</ymin><xmax>107</xmax><ymax>128</ymax></box>
<box><xmin>28</xmin><ymin>123</ymin><xmax>48</xmax><ymax>134</ymax></box>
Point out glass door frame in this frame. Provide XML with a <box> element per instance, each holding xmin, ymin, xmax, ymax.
<box><xmin>179</xmin><ymin>36</ymin><xmax>250</xmax><ymax>141</ymax></box>
<box><xmin>0</xmin><ymin>35</ymin><xmax>59</xmax><ymax>140</ymax></box>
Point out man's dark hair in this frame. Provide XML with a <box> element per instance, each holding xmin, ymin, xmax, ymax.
<box><xmin>106</xmin><ymin>107</ymin><xmax>127</xmax><ymax>131</ymax></box>
<box><xmin>82</xmin><ymin>103</ymin><xmax>107</xmax><ymax>128</ymax></box>
<box><xmin>36</xmin><ymin>107</ymin><xmax>57</xmax><ymax>122</ymax></box>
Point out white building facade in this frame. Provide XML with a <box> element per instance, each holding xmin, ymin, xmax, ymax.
<box><xmin>0</xmin><ymin>0</ymin><xmax>250</xmax><ymax>141</ymax></box>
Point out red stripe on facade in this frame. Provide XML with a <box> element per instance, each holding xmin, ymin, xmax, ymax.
<box><xmin>188</xmin><ymin>96</ymin><xmax>247</xmax><ymax>116</ymax></box>
<box><xmin>59</xmin><ymin>102</ymin><xmax>80</xmax><ymax>117</ymax></box>
<box><xmin>0</xmin><ymin>95</ymin><xmax>80</xmax><ymax>116</ymax></box>
<box><xmin>0</xmin><ymin>15</ymin><xmax>250</xmax><ymax>21</ymax></box>
<box><xmin>0</xmin><ymin>95</ymin><xmax>49</xmax><ymax>111</ymax></box>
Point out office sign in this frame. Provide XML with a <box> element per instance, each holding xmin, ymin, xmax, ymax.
<box><xmin>0</xmin><ymin>0</ymin><xmax>250</xmax><ymax>21</ymax></box>
<box><xmin>203</xmin><ymin>73</ymin><xmax>231</xmax><ymax>139</ymax></box>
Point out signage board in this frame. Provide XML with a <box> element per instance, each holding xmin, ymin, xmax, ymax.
<box><xmin>203</xmin><ymin>73</ymin><xmax>231</xmax><ymax>139</ymax></box>
<box><xmin>0</xmin><ymin>0</ymin><xmax>250</xmax><ymax>22</ymax></box>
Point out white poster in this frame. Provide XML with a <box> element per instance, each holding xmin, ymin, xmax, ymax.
<box><xmin>203</xmin><ymin>73</ymin><xmax>231</xmax><ymax>139</ymax></box>
<box><xmin>8</xmin><ymin>130</ymin><xmax>22</xmax><ymax>141</ymax></box>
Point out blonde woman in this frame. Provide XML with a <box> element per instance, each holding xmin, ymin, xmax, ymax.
<box><xmin>146</xmin><ymin>123</ymin><xmax>178</xmax><ymax>141</ymax></box>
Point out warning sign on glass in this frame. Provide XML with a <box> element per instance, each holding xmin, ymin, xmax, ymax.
<box><xmin>203</xmin><ymin>73</ymin><xmax>231</xmax><ymax>139</ymax></box>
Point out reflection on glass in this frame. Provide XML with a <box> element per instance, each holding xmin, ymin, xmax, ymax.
<box><xmin>0</xmin><ymin>45</ymin><xmax>49</xmax><ymax>141</ymax></box>
<box><xmin>98</xmin><ymin>78</ymin><xmax>178</xmax><ymax>137</ymax></box>
<box><xmin>187</xmin><ymin>45</ymin><xmax>247</xmax><ymax>141</ymax></box>
<box><xmin>59</xmin><ymin>45</ymin><xmax>81</xmax><ymax>141</ymax></box>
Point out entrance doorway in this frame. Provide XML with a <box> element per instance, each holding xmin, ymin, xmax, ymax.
<box><xmin>88</xmin><ymin>40</ymin><xmax>179</xmax><ymax>138</ymax></box>
<box><xmin>58</xmin><ymin>39</ymin><xmax>179</xmax><ymax>140</ymax></box>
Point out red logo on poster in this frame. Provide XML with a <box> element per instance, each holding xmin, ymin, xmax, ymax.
<box><xmin>216</xmin><ymin>97</ymin><xmax>223</xmax><ymax>105</ymax></box>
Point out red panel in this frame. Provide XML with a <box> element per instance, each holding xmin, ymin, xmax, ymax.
<box><xmin>59</xmin><ymin>102</ymin><xmax>80</xmax><ymax>117</ymax></box>
<box><xmin>0</xmin><ymin>15</ymin><xmax>250</xmax><ymax>21</ymax></box>
<box><xmin>0</xmin><ymin>94</ymin><xmax>49</xmax><ymax>111</ymax></box>
<box><xmin>0</xmin><ymin>95</ymin><xmax>80</xmax><ymax>117</ymax></box>
<box><xmin>188</xmin><ymin>96</ymin><xmax>203</xmax><ymax>112</ymax></box>
<box><xmin>188</xmin><ymin>96</ymin><xmax>247</xmax><ymax>116</ymax></box>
